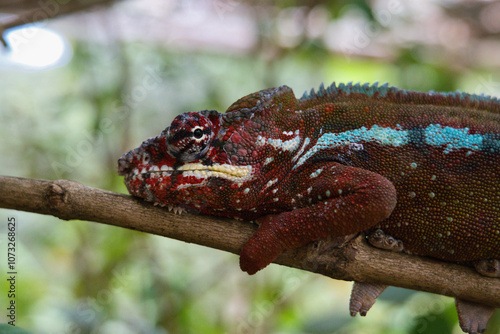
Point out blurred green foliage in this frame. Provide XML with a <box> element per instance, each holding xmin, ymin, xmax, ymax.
<box><xmin>1</xmin><ymin>1</ymin><xmax>500</xmax><ymax>333</ymax></box>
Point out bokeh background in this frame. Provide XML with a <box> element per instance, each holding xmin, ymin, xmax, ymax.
<box><xmin>1</xmin><ymin>0</ymin><xmax>500</xmax><ymax>333</ymax></box>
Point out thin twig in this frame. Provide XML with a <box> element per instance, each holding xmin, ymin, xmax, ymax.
<box><xmin>0</xmin><ymin>0</ymin><xmax>117</xmax><ymax>49</ymax></box>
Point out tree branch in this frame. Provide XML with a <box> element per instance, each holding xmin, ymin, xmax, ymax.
<box><xmin>0</xmin><ymin>175</ymin><xmax>498</xmax><ymax>308</ymax></box>
<box><xmin>0</xmin><ymin>0</ymin><xmax>118</xmax><ymax>47</ymax></box>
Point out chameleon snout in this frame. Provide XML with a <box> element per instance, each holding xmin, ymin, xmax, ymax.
<box><xmin>117</xmin><ymin>152</ymin><xmax>134</xmax><ymax>176</ymax></box>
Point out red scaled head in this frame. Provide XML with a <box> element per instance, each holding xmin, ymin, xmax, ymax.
<box><xmin>118</xmin><ymin>85</ymin><xmax>306</xmax><ymax>219</ymax></box>
<box><xmin>118</xmin><ymin>110</ymin><xmax>224</xmax><ymax>212</ymax></box>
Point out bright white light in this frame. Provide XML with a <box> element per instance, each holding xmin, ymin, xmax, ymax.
<box><xmin>1</xmin><ymin>26</ymin><xmax>71</xmax><ymax>70</ymax></box>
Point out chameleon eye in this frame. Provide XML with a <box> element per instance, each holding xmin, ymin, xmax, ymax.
<box><xmin>142</xmin><ymin>153</ymin><xmax>151</xmax><ymax>164</ymax></box>
<box><xmin>166</xmin><ymin>112</ymin><xmax>215</xmax><ymax>162</ymax></box>
<box><xmin>193</xmin><ymin>128</ymin><xmax>204</xmax><ymax>139</ymax></box>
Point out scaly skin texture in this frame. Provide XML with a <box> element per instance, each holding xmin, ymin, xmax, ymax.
<box><xmin>118</xmin><ymin>82</ymin><xmax>500</xmax><ymax>274</ymax></box>
<box><xmin>118</xmin><ymin>82</ymin><xmax>500</xmax><ymax>333</ymax></box>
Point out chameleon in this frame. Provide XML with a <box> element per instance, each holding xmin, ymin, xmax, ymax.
<box><xmin>117</xmin><ymin>82</ymin><xmax>500</xmax><ymax>333</ymax></box>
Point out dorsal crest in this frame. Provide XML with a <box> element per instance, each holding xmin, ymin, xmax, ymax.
<box><xmin>299</xmin><ymin>82</ymin><xmax>500</xmax><ymax>113</ymax></box>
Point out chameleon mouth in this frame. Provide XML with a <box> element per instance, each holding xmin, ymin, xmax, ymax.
<box><xmin>177</xmin><ymin>163</ymin><xmax>253</xmax><ymax>181</ymax></box>
<box><xmin>122</xmin><ymin>163</ymin><xmax>253</xmax><ymax>214</ymax></box>
<box><xmin>129</xmin><ymin>163</ymin><xmax>253</xmax><ymax>183</ymax></box>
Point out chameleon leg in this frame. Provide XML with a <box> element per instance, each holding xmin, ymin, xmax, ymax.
<box><xmin>474</xmin><ymin>259</ymin><xmax>500</xmax><ymax>278</ymax></box>
<box><xmin>349</xmin><ymin>282</ymin><xmax>387</xmax><ymax>316</ymax></box>
<box><xmin>240</xmin><ymin>162</ymin><xmax>397</xmax><ymax>274</ymax></box>
<box><xmin>455</xmin><ymin>299</ymin><xmax>495</xmax><ymax>334</ymax></box>
<box><xmin>451</xmin><ymin>259</ymin><xmax>499</xmax><ymax>333</ymax></box>
<box><xmin>364</xmin><ymin>230</ymin><xmax>497</xmax><ymax>333</ymax></box>
<box><xmin>349</xmin><ymin>229</ymin><xmax>404</xmax><ymax>317</ymax></box>
<box><xmin>367</xmin><ymin>229</ymin><xmax>404</xmax><ymax>252</ymax></box>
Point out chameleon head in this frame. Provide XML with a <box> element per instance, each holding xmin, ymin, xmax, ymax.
<box><xmin>117</xmin><ymin>111</ymin><xmax>216</xmax><ymax>208</ymax></box>
<box><xmin>117</xmin><ymin>110</ymin><xmax>254</xmax><ymax>214</ymax></box>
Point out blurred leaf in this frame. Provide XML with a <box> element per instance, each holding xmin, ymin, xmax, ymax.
<box><xmin>408</xmin><ymin>302</ymin><xmax>456</xmax><ymax>334</ymax></box>
<box><xmin>0</xmin><ymin>325</ymin><xmax>34</xmax><ymax>334</ymax></box>
<box><xmin>379</xmin><ymin>286</ymin><xmax>416</xmax><ymax>303</ymax></box>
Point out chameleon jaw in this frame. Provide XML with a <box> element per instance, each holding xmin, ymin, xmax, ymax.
<box><xmin>124</xmin><ymin>163</ymin><xmax>254</xmax><ymax>215</ymax></box>
<box><xmin>131</xmin><ymin>163</ymin><xmax>254</xmax><ymax>184</ymax></box>
<box><xmin>178</xmin><ymin>163</ymin><xmax>253</xmax><ymax>182</ymax></box>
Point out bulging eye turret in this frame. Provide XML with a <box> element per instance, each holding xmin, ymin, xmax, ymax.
<box><xmin>166</xmin><ymin>112</ymin><xmax>215</xmax><ymax>162</ymax></box>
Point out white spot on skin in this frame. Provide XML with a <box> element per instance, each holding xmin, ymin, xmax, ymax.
<box><xmin>348</xmin><ymin>143</ymin><xmax>364</xmax><ymax>151</ymax></box>
<box><xmin>266</xmin><ymin>130</ymin><xmax>301</xmax><ymax>152</ymax></box>
<box><xmin>310</xmin><ymin>167</ymin><xmax>324</xmax><ymax>178</ymax></box>
<box><xmin>292</xmin><ymin>137</ymin><xmax>310</xmax><ymax>162</ymax></box>
<box><xmin>307</xmin><ymin>187</ymin><xmax>313</xmax><ymax>194</ymax></box>
<box><xmin>265</xmin><ymin>178</ymin><xmax>279</xmax><ymax>189</ymax></box>
<box><xmin>274</xmin><ymin>198</ymin><xmax>279</xmax><ymax>202</ymax></box>
<box><xmin>243</xmin><ymin>188</ymin><xmax>250</xmax><ymax>194</ymax></box>
<box><xmin>263</xmin><ymin>157</ymin><xmax>274</xmax><ymax>165</ymax></box>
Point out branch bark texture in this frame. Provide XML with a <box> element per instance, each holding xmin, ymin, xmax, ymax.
<box><xmin>0</xmin><ymin>175</ymin><xmax>498</xmax><ymax>308</ymax></box>
<box><xmin>0</xmin><ymin>0</ymin><xmax>117</xmax><ymax>47</ymax></box>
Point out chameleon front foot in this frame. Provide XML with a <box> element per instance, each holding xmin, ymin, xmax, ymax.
<box><xmin>455</xmin><ymin>299</ymin><xmax>495</xmax><ymax>334</ymax></box>
<box><xmin>474</xmin><ymin>259</ymin><xmax>500</xmax><ymax>278</ymax></box>
<box><xmin>239</xmin><ymin>215</ymin><xmax>285</xmax><ymax>275</ymax></box>
<box><xmin>349</xmin><ymin>282</ymin><xmax>387</xmax><ymax>316</ymax></box>
<box><xmin>367</xmin><ymin>229</ymin><xmax>404</xmax><ymax>252</ymax></box>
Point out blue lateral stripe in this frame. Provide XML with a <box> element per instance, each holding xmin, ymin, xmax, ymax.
<box><xmin>425</xmin><ymin>124</ymin><xmax>482</xmax><ymax>154</ymax></box>
<box><xmin>293</xmin><ymin>124</ymin><xmax>493</xmax><ymax>168</ymax></box>
<box><xmin>295</xmin><ymin>125</ymin><xmax>408</xmax><ymax>167</ymax></box>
